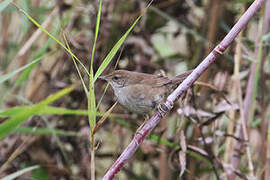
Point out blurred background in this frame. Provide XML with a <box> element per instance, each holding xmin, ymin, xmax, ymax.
<box><xmin>0</xmin><ymin>0</ymin><xmax>270</xmax><ymax>179</ymax></box>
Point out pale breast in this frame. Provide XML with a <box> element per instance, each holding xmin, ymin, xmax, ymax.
<box><xmin>113</xmin><ymin>85</ymin><xmax>165</xmax><ymax>114</ymax></box>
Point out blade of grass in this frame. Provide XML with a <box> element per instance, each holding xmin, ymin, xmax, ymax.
<box><xmin>90</xmin><ymin>0</ymin><xmax>102</xmax><ymax>72</ymax></box>
<box><xmin>93</xmin><ymin>14</ymin><xmax>142</xmax><ymax>82</ymax></box>
<box><xmin>39</xmin><ymin>106</ymin><xmax>89</xmax><ymax>116</ymax></box>
<box><xmin>0</xmin><ymin>106</ymin><xmax>113</xmax><ymax>117</ymax></box>
<box><xmin>96</xmin><ymin>83</ymin><xmax>110</xmax><ymax>110</ymax></box>
<box><xmin>11</xmin><ymin>2</ymin><xmax>90</xmax><ymax>77</ymax></box>
<box><xmin>88</xmin><ymin>1</ymin><xmax>103</xmax><ymax>180</ymax></box>
<box><xmin>62</xmin><ymin>32</ymin><xmax>89</xmax><ymax>96</ymax></box>
<box><xmin>0</xmin><ymin>86</ymin><xmax>75</xmax><ymax>139</ymax></box>
<box><xmin>88</xmin><ymin>0</ymin><xmax>103</xmax><ymax>134</ymax></box>
<box><xmin>38</xmin><ymin>86</ymin><xmax>75</xmax><ymax>106</ymax></box>
<box><xmin>0</xmin><ymin>106</ymin><xmax>32</xmax><ymax>116</ymax></box>
<box><xmin>93</xmin><ymin>1</ymin><xmax>154</xmax><ymax>82</ymax></box>
<box><xmin>88</xmin><ymin>76</ymin><xmax>96</xmax><ymax>136</ymax></box>
<box><xmin>14</xmin><ymin>127</ymin><xmax>77</xmax><ymax>136</ymax></box>
<box><xmin>95</xmin><ymin>44</ymin><xmax>123</xmax><ymax>112</ymax></box>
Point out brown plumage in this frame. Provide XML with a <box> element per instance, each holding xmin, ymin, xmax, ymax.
<box><xmin>99</xmin><ymin>70</ymin><xmax>192</xmax><ymax>114</ymax></box>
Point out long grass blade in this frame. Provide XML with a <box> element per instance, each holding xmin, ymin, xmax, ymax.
<box><xmin>93</xmin><ymin>15</ymin><xmax>142</xmax><ymax>82</ymax></box>
<box><xmin>12</xmin><ymin>3</ymin><xmax>90</xmax><ymax>76</ymax></box>
<box><xmin>14</xmin><ymin>127</ymin><xmax>77</xmax><ymax>136</ymax></box>
<box><xmin>0</xmin><ymin>86</ymin><xmax>74</xmax><ymax>139</ymax></box>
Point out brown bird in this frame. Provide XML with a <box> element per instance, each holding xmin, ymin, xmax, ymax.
<box><xmin>99</xmin><ymin>70</ymin><xmax>192</xmax><ymax>114</ymax></box>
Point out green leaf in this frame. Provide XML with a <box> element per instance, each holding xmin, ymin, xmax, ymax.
<box><xmin>39</xmin><ymin>106</ymin><xmax>89</xmax><ymax>115</ymax></box>
<box><xmin>93</xmin><ymin>14</ymin><xmax>142</xmax><ymax>82</ymax></box>
<box><xmin>38</xmin><ymin>86</ymin><xmax>75</xmax><ymax>106</ymax></box>
<box><xmin>0</xmin><ymin>106</ymin><xmax>105</xmax><ymax>117</ymax></box>
<box><xmin>0</xmin><ymin>106</ymin><xmax>30</xmax><ymax>117</ymax></box>
<box><xmin>63</xmin><ymin>34</ymin><xmax>89</xmax><ymax>96</ymax></box>
<box><xmin>0</xmin><ymin>86</ymin><xmax>74</xmax><ymax>139</ymax></box>
<box><xmin>14</xmin><ymin>127</ymin><xmax>77</xmax><ymax>136</ymax></box>
<box><xmin>88</xmin><ymin>0</ymin><xmax>103</xmax><ymax>134</ymax></box>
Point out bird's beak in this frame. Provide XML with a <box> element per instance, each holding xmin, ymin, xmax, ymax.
<box><xmin>98</xmin><ymin>75</ymin><xmax>108</xmax><ymax>81</ymax></box>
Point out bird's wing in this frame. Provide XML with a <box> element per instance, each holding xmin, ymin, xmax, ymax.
<box><xmin>153</xmin><ymin>70</ymin><xmax>193</xmax><ymax>87</ymax></box>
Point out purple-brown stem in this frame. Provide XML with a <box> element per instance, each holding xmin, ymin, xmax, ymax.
<box><xmin>103</xmin><ymin>0</ymin><xmax>266</xmax><ymax>179</ymax></box>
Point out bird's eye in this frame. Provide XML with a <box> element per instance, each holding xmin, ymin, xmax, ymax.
<box><xmin>112</xmin><ymin>76</ymin><xmax>120</xmax><ymax>81</ymax></box>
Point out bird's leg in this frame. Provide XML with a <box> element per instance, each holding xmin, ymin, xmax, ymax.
<box><xmin>135</xmin><ymin>114</ymin><xmax>149</xmax><ymax>136</ymax></box>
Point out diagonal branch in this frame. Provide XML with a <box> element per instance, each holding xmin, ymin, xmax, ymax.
<box><xmin>103</xmin><ymin>0</ymin><xmax>266</xmax><ymax>179</ymax></box>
